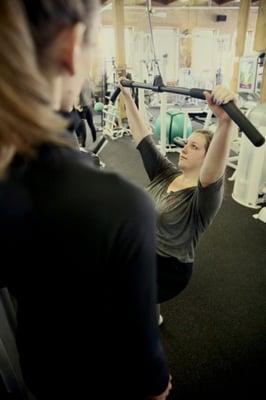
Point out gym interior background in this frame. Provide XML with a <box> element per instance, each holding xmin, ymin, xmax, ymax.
<box><xmin>1</xmin><ymin>0</ymin><xmax>266</xmax><ymax>399</ymax></box>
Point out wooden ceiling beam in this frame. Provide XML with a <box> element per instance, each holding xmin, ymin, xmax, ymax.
<box><xmin>100</xmin><ymin>0</ymin><xmax>259</xmax><ymax>5</ymax></box>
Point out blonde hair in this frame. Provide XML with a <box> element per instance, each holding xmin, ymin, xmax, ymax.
<box><xmin>0</xmin><ymin>0</ymin><xmax>67</xmax><ymax>177</ymax></box>
<box><xmin>0</xmin><ymin>0</ymin><xmax>100</xmax><ymax>178</ymax></box>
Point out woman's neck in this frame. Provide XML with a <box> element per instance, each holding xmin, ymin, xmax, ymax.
<box><xmin>180</xmin><ymin>169</ymin><xmax>200</xmax><ymax>186</ymax></box>
<box><xmin>40</xmin><ymin>64</ymin><xmax>62</xmax><ymax>111</ymax></box>
<box><xmin>43</xmin><ymin>75</ymin><xmax>62</xmax><ymax>111</ymax></box>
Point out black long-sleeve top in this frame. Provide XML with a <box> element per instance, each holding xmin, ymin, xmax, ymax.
<box><xmin>0</xmin><ymin>143</ymin><xmax>169</xmax><ymax>399</ymax></box>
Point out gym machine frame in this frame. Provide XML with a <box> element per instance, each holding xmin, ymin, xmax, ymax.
<box><xmin>110</xmin><ymin>78</ymin><xmax>265</xmax><ymax>148</ymax></box>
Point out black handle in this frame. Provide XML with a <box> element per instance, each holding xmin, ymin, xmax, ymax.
<box><xmin>189</xmin><ymin>88</ymin><xmax>209</xmax><ymax>100</ymax></box>
<box><xmin>110</xmin><ymin>82</ymin><xmax>265</xmax><ymax>147</ymax></box>
<box><xmin>110</xmin><ymin>80</ymin><xmax>134</xmax><ymax>103</ymax></box>
<box><xmin>110</xmin><ymin>87</ymin><xmax>121</xmax><ymax>103</ymax></box>
<box><xmin>222</xmin><ymin>102</ymin><xmax>264</xmax><ymax>147</ymax></box>
<box><xmin>189</xmin><ymin>88</ymin><xmax>265</xmax><ymax>147</ymax></box>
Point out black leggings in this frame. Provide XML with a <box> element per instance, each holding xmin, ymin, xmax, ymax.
<box><xmin>156</xmin><ymin>254</ymin><xmax>193</xmax><ymax>303</ymax></box>
<box><xmin>79</xmin><ymin>107</ymin><xmax>97</xmax><ymax>142</ymax></box>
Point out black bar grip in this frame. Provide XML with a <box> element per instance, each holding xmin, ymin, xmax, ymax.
<box><xmin>109</xmin><ymin>80</ymin><xmax>133</xmax><ymax>103</ymax></box>
<box><xmin>110</xmin><ymin>87</ymin><xmax>121</xmax><ymax>103</ymax></box>
<box><xmin>120</xmin><ymin>79</ymin><xmax>133</xmax><ymax>87</ymax></box>
<box><xmin>189</xmin><ymin>88</ymin><xmax>265</xmax><ymax>147</ymax></box>
<box><xmin>189</xmin><ymin>88</ymin><xmax>208</xmax><ymax>100</ymax></box>
<box><xmin>222</xmin><ymin>102</ymin><xmax>265</xmax><ymax>147</ymax></box>
<box><xmin>110</xmin><ymin>82</ymin><xmax>265</xmax><ymax>147</ymax></box>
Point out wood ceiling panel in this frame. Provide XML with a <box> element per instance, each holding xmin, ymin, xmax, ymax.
<box><xmin>100</xmin><ymin>0</ymin><xmax>259</xmax><ymax>5</ymax></box>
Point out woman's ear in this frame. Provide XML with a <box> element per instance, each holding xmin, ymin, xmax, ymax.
<box><xmin>58</xmin><ymin>23</ymin><xmax>86</xmax><ymax>76</ymax></box>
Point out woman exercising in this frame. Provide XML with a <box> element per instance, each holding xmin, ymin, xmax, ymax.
<box><xmin>120</xmin><ymin>81</ymin><xmax>235</xmax><ymax>310</ymax></box>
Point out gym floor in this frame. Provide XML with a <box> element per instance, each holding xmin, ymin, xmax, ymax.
<box><xmin>98</xmin><ymin>130</ymin><xmax>266</xmax><ymax>399</ymax></box>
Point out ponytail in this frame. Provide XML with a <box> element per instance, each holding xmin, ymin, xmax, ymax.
<box><xmin>0</xmin><ymin>0</ymin><xmax>67</xmax><ymax>176</ymax></box>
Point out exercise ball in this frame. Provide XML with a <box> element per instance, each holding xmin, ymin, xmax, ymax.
<box><xmin>94</xmin><ymin>102</ymin><xmax>104</xmax><ymax>113</ymax></box>
<box><xmin>154</xmin><ymin>109</ymin><xmax>192</xmax><ymax>144</ymax></box>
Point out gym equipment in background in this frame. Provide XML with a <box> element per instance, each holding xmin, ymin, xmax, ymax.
<box><xmin>227</xmin><ymin>53</ymin><xmax>265</xmax><ymax>180</ymax></box>
<box><xmin>238</xmin><ymin>54</ymin><xmax>265</xmax><ymax>97</ymax></box>
<box><xmin>110</xmin><ymin>78</ymin><xmax>265</xmax><ymax>148</ymax></box>
<box><xmin>232</xmin><ymin>103</ymin><xmax>266</xmax><ymax>209</ymax></box>
<box><xmin>238</xmin><ymin>55</ymin><xmax>261</xmax><ymax>111</ymax></box>
<box><xmin>253</xmin><ymin>206</ymin><xmax>266</xmax><ymax>223</ymax></box>
<box><xmin>94</xmin><ymin>102</ymin><xmax>104</xmax><ymax>113</ymax></box>
<box><xmin>154</xmin><ymin>109</ymin><xmax>192</xmax><ymax>145</ymax></box>
<box><xmin>102</xmin><ymin>98</ymin><xmax>131</xmax><ymax>141</ymax></box>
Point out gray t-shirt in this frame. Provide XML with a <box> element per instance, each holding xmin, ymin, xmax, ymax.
<box><xmin>137</xmin><ymin>135</ymin><xmax>224</xmax><ymax>263</ymax></box>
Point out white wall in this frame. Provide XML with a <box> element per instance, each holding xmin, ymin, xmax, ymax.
<box><xmin>153</xmin><ymin>28</ymin><xmax>179</xmax><ymax>83</ymax></box>
<box><xmin>99</xmin><ymin>26</ymin><xmax>179</xmax><ymax>84</ymax></box>
<box><xmin>191</xmin><ymin>29</ymin><xmax>217</xmax><ymax>89</ymax></box>
<box><xmin>216</xmin><ymin>32</ymin><xmax>235</xmax><ymax>87</ymax></box>
<box><xmin>100</xmin><ymin>26</ymin><xmax>133</xmax><ymax>83</ymax></box>
<box><xmin>99</xmin><ymin>25</ymin><xmax>258</xmax><ymax>91</ymax></box>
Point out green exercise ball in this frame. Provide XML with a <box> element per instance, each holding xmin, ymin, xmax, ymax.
<box><xmin>94</xmin><ymin>102</ymin><xmax>104</xmax><ymax>112</ymax></box>
<box><xmin>154</xmin><ymin>109</ymin><xmax>192</xmax><ymax>144</ymax></box>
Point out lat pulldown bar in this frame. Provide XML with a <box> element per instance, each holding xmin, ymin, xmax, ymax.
<box><xmin>110</xmin><ymin>79</ymin><xmax>265</xmax><ymax>147</ymax></box>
